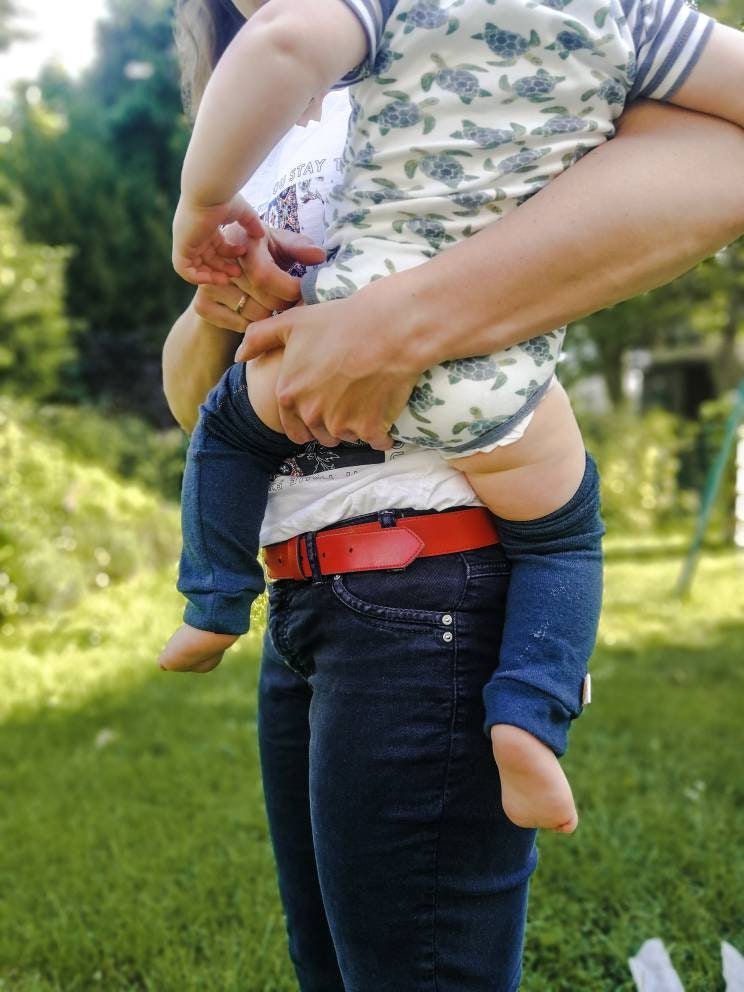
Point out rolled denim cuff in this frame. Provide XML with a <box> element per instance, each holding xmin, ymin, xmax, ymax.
<box><xmin>183</xmin><ymin>593</ymin><xmax>253</xmax><ymax>636</ymax></box>
<box><xmin>482</xmin><ymin>677</ymin><xmax>579</xmax><ymax>757</ymax></box>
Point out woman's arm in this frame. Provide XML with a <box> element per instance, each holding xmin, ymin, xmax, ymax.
<box><xmin>392</xmin><ymin>100</ymin><xmax>744</xmax><ymax>370</ymax></box>
<box><xmin>235</xmin><ymin>101</ymin><xmax>744</xmax><ymax>446</ymax></box>
<box><xmin>162</xmin><ymin>303</ymin><xmax>237</xmax><ymax>433</ymax></box>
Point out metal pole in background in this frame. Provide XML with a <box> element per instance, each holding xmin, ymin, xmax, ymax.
<box><xmin>735</xmin><ymin>423</ymin><xmax>744</xmax><ymax>550</ymax></box>
<box><xmin>675</xmin><ymin>378</ymin><xmax>744</xmax><ymax>598</ymax></box>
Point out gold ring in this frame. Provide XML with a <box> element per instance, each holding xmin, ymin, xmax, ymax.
<box><xmin>234</xmin><ymin>294</ymin><xmax>248</xmax><ymax>315</ymax></box>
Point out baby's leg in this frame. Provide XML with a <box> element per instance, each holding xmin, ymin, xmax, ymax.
<box><xmin>159</xmin><ymin>353</ymin><xmax>298</xmax><ymax>671</ymax></box>
<box><xmin>448</xmin><ymin>384</ymin><xmax>604</xmax><ymax>832</ymax></box>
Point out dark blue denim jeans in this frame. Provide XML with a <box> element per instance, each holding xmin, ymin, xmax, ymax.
<box><xmin>258</xmin><ymin>525</ymin><xmax>538</xmax><ymax>992</ymax></box>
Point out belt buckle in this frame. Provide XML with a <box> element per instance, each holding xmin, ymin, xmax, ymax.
<box><xmin>295</xmin><ymin>534</ymin><xmax>318</xmax><ymax>581</ymax></box>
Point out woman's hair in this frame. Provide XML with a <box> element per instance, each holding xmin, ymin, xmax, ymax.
<box><xmin>174</xmin><ymin>0</ymin><xmax>257</xmax><ymax>117</ymax></box>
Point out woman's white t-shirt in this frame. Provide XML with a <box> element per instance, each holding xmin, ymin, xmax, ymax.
<box><xmin>241</xmin><ymin>91</ymin><xmax>482</xmax><ymax>545</ymax></box>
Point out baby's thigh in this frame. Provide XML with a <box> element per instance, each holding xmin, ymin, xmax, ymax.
<box><xmin>245</xmin><ymin>353</ymin><xmax>284</xmax><ymax>433</ymax></box>
<box><xmin>448</xmin><ymin>384</ymin><xmax>587</xmax><ymax>520</ymax></box>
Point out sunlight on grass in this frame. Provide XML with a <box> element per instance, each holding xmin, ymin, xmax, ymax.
<box><xmin>600</xmin><ymin>547</ymin><xmax>744</xmax><ymax>650</ymax></box>
<box><xmin>1</xmin><ymin>566</ymin><xmax>267</xmax><ymax>722</ymax></box>
<box><xmin>1</xmin><ymin>550</ymin><xmax>742</xmax><ymax>991</ymax></box>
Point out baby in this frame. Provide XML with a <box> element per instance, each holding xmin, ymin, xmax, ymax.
<box><xmin>161</xmin><ymin>0</ymin><xmax>719</xmax><ymax>831</ymax></box>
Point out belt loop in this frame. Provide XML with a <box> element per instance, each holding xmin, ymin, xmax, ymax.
<box><xmin>303</xmin><ymin>530</ymin><xmax>325</xmax><ymax>585</ymax></box>
<box><xmin>378</xmin><ymin>509</ymin><xmax>398</xmax><ymax>529</ymax></box>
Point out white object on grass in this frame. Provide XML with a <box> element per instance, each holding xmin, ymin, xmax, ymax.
<box><xmin>723</xmin><ymin>942</ymin><xmax>744</xmax><ymax>992</ymax></box>
<box><xmin>629</xmin><ymin>939</ymin><xmax>685</xmax><ymax>992</ymax></box>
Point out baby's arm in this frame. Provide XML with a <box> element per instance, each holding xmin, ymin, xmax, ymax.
<box><xmin>173</xmin><ymin>0</ymin><xmax>367</xmax><ymax>285</ymax></box>
<box><xmin>667</xmin><ymin>22</ymin><xmax>744</xmax><ymax>128</ymax></box>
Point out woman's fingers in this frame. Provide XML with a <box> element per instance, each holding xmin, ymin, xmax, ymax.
<box><xmin>240</xmin><ymin>297</ymin><xmax>275</xmax><ymax>323</ymax></box>
<box><xmin>193</xmin><ymin>284</ymin><xmax>277</xmax><ymax>332</ymax></box>
<box><xmin>234</xmin><ymin>312</ymin><xmax>291</xmax><ymax>361</ymax></box>
<box><xmin>193</xmin><ymin>285</ymin><xmax>248</xmax><ymax>332</ymax></box>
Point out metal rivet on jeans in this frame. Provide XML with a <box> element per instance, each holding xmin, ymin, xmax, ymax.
<box><xmin>442</xmin><ymin>614</ymin><xmax>453</xmax><ymax>626</ymax></box>
<box><xmin>442</xmin><ymin>631</ymin><xmax>453</xmax><ymax>643</ymax></box>
<box><xmin>334</xmin><ymin>574</ymin><xmax>341</xmax><ymax>580</ymax></box>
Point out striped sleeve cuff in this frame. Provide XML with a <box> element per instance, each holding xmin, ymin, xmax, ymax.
<box><xmin>333</xmin><ymin>0</ymin><xmax>395</xmax><ymax>87</ymax></box>
<box><xmin>627</xmin><ymin>0</ymin><xmax>715</xmax><ymax>101</ymax></box>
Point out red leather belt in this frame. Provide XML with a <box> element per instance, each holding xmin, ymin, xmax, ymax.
<box><xmin>263</xmin><ymin>507</ymin><xmax>500</xmax><ymax>581</ymax></box>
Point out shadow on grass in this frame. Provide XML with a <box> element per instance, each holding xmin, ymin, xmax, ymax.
<box><xmin>526</xmin><ymin>619</ymin><xmax>744</xmax><ymax>992</ymax></box>
<box><xmin>1</xmin><ymin>619</ymin><xmax>742</xmax><ymax>992</ymax></box>
<box><xmin>0</xmin><ymin>639</ymin><xmax>297</xmax><ymax>992</ymax></box>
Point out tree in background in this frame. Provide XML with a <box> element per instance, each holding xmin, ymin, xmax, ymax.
<box><xmin>1</xmin><ymin>0</ymin><xmax>191</xmax><ymax>424</ymax></box>
<box><xmin>0</xmin><ymin>183</ymin><xmax>75</xmax><ymax>401</ymax></box>
<box><xmin>0</xmin><ymin>0</ymin><xmax>29</xmax><ymax>52</ymax></box>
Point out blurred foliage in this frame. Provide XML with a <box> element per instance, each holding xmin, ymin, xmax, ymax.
<box><xmin>581</xmin><ymin>408</ymin><xmax>698</xmax><ymax>532</ymax></box>
<box><xmin>579</xmin><ymin>398</ymin><xmax>741</xmax><ymax>537</ymax></box>
<box><xmin>570</xmin><ymin>239</ymin><xmax>744</xmax><ymax>407</ymax></box>
<box><xmin>0</xmin><ymin>0</ymin><xmax>30</xmax><ymax>52</ymax></box>
<box><xmin>701</xmin><ymin>0</ymin><xmax>744</xmax><ymax>27</ymax></box>
<box><xmin>8</xmin><ymin>395</ymin><xmax>188</xmax><ymax>501</ymax></box>
<box><xmin>0</xmin><ymin>399</ymin><xmax>179</xmax><ymax>621</ymax></box>
<box><xmin>0</xmin><ymin>190</ymin><xmax>76</xmax><ymax>401</ymax></box>
<box><xmin>0</xmin><ymin>0</ymin><xmax>191</xmax><ymax>424</ymax></box>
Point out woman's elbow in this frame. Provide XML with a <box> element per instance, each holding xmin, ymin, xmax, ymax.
<box><xmin>162</xmin><ymin>336</ymin><xmax>197</xmax><ymax>434</ymax></box>
<box><xmin>162</xmin><ymin>371</ymin><xmax>197</xmax><ymax>435</ymax></box>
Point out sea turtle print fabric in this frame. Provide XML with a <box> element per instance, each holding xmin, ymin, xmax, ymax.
<box><xmin>301</xmin><ymin>0</ymin><xmax>713</xmax><ymax>454</ymax></box>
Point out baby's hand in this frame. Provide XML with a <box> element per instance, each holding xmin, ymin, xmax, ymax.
<box><xmin>172</xmin><ymin>194</ymin><xmax>265</xmax><ymax>285</ymax></box>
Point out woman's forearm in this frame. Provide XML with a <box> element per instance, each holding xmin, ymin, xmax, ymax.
<box><xmin>381</xmin><ymin>101</ymin><xmax>744</xmax><ymax>369</ymax></box>
<box><xmin>162</xmin><ymin>302</ymin><xmax>236</xmax><ymax>433</ymax></box>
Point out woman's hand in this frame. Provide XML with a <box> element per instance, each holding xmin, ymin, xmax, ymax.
<box><xmin>234</xmin><ymin>290</ymin><xmax>424</xmax><ymax>448</ymax></box>
<box><xmin>195</xmin><ymin>224</ymin><xmax>328</xmax><ymax>331</ymax></box>
<box><xmin>162</xmin><ymin>224</ymin><xmax>327</xmax><ymax>433</ymax></box>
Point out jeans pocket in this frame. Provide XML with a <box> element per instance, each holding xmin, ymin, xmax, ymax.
<box><xmin>330</xmin><ymin>554</ymin><xmax>466</xmax><ymax>629</ymax></box>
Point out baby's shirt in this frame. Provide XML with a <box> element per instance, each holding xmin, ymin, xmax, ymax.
<box><xmin>305</xmin><ymin>0</ymin><xmax>713</xmax><ymax>300</ymax></box>
<box><xmin>300</xmin><ymin>0</ymin><xmax>713</xmax><ymax>451</ymax></box>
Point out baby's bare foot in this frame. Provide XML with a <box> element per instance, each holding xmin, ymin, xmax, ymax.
<box><xmin>490</xmin><ymin>724</ymin><xmax>578</xmax><ymax>833</ymax></box>
<box><xmin>158</xmin><ymin>623</ymin><xmax>238</xmax><ymax>673</ymax></box>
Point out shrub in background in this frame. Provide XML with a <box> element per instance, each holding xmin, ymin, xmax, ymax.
<box><xmin>579</xmin><ymin>408</ymin><xmax>698</xmax><ymax>533</ymax></box>
<box><xmin>0</xmin><ymin>401</ymin><xmax>179</xmax><ymax>621</ymax></box>
<box><xmin>0</xmin><ymin>198</ymin><xmax>75</xmax><ymax>402</ymax></box>
<box><xmin>7</xmin><ymin>397</ymin><xmax>187</xmax><ymax>502</ymax></box>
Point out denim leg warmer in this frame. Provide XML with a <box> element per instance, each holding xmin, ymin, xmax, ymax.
<box><xmin>177</xmin><ymin>362</ymin><xmax>300</xmax><ymax>635</ymax></box>
<box><xmin>482</xmin><ymin>452</ymin><xmax>605</xmax><ymax>756</ymax></box>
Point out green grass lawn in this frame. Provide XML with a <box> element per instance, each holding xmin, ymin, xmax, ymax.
<box><xmin>1</xmin><ymin>549</ymin><xmax>742</xmax><ymax>991</ymax></box>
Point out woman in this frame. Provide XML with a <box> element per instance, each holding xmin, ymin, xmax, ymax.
<box><xmin>163</xmin><ymin>1</ymin><xmax>744</xmax><ymax>988</ymax></box>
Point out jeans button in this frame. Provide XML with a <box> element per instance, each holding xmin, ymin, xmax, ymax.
<box><xmin>442</xmin><ymin>631</ymin><xmax>453</xmax><ymax>643</ymax></box>
<box><xmin>442</xmin><ymin>614</ymin><xmax>453</xmax><ymax>626</ymax></box>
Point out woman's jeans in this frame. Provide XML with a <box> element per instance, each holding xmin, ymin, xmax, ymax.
<box><xmin>258</xmin><ymin>534</ymin><xmax>538</xmax><ymax>992</ymax></box>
